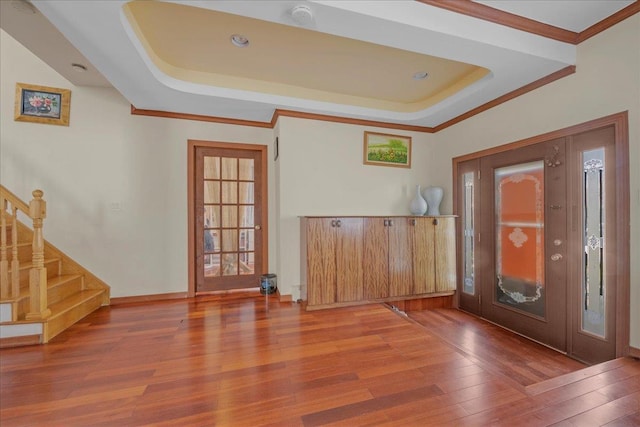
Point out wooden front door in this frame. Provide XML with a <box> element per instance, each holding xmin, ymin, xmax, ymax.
<box><xmin>191</xmin><ymin>142</ymin><xmax>267</xmax><ymax>293</ymax></box>
<box><xmin>480</xmin><ymin>139</ymin><xmax>568</xmax><ymax>351</ymax></box>
<box><xmin>456</xmin><ymin>122</ymin><xmax>622</xmax><ymax>364</ymax></box>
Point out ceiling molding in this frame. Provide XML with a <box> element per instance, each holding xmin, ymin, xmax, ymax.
<box><xmin>432</xmin><ymin>65</ymin><xmax>576</xmax><ymax>132</ymax></box>
<box><xmin>417</xmin><ymin>0</ymin><xmax>579</xmax><ymax>44</ymax></box>
<box><xmin>131</xmin><ymin>66</ymin><xmax>577</xmax><ymax>134</ymax></box>
<box><xmin>130</xmin><ymin>106</ymin><xmax>273</xmax><ymax>129</ymax></box>
<box><xmin>576</xmin><ymin>1</ymin><xmax>640</xmax><ymax>43</ymax></box>
<box><xmin>271</xmin><ymin>110</ymin><xmax>435</xmax><ymax>133</ymax></box>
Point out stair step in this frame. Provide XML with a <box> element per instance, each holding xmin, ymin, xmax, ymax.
<box><xmin>10</xmin><ymin>274</ymin><xmax>84</xmax><ymax>318</ymax></box>
<box><xmin>45</xmin><ymin>289</ymin><xmax>106</xmax><ymax>340</ymax></box>
<box><xmin>9</xmin><ymin>258</ymin><xmax>61</xmax><ymax>287</ymax></box>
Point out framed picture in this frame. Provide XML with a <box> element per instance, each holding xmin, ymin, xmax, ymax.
<box><xmin>14</xmin><ymin>82</ymin><xmax>71</xmax><ymax>126</ymax></box>
<box><xmin>363</xmin><ymin>131</ymin><xmax>411</xmax><ymax>168</ymax></box>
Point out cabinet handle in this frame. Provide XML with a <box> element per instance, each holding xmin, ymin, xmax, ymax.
<box><xmin>433</xmin><ymin>218</ymin><xmax>439</xmax><ymax>226</ymax></box>
<box><xmin>411</xmin><ymin>219</ymin><xmax>416</xmax><ymax>226</ymax></box>
<box><xmin>388</xmin><ymin>219</ymin><xmax>394</xmax><ymax>227</ymax></box>
<box><xmin>383</xmin><ymin>219</ymin><xmax>389</xmax><ymax>227</ymax></box>
<box><xmin>331</xmin><ymin>220</ymin><xmax>337</xmax><ymax>227</ymax></box>
<box><xmin>336</xmin><ymin>220</ymin><xmax>342</xmax><ymax>227</ymax></box>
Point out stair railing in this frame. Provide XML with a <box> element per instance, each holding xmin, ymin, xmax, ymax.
<box><xmin>0</xmin><ymin>186</ymin><xmax>51</xmax><ymax>320</ymax></box>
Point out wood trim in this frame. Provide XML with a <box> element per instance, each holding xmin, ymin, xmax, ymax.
<box><xmin>187</xmin><ymin>139</ymin><xmax>269</xmax><ymax>297</ymax></box>
<box><xmin>417</xmin><ymin>0</ymin><xmax>578</xmax><ymax>44</ymax></box>
<box><xmin>613</xmin><ymin>112</ymin><xmax>630</xmax><ymax>358</ymax></box>
<box><xmin>305</xmin><ymin>291</ymin><xmax>455</xmax><ymax>311</ymax></box>
<box><xmin>0</xmin><ymin>334</ymin><xmax>41</xmax><ymax>348</ymax></box>
<box><xmin>630</xmin><ymin>346</ymin><xmax>640</xmax><ymax>359</ymax></box>
<box><xmin>131</xmin><ymin>106</ymin><xmax>273</xmax><ymax>128</ymax></box>
<box><xmin>433</xmin><ymin>66</ymin><xmax>576</xmax><ymax>133</ymax></box>
<box><xmin>109</xmin><ymin>292</ymin><xmax>188</xmax><ymax>305</ymax></box>
<box><xmin>272</xmin><ymin>109</ymin><xmax>434</xmax><ymax>133</ymax></box>
<box><xmin>577</xmin><ymin>2</ymin><xmax>640</xmax><ymax>43</ymax></box>
<box><xmin>452</xmin><ymin>111</ymin><xmax>630</xmax><ymax>359</ymax></box>
<box><xmin>452</xmin><ymin>111</ymin><xmax>627</xmax><ymax>163</ymax></box>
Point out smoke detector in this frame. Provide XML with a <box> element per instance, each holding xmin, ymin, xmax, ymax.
<box><xmin>290</xmin><ymin>4</ymin><xmax>313</xmax><ymax>26</ymax></box>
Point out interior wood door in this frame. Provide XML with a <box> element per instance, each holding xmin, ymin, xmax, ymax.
<box><xmin>480</xmin><ymin>139</ymin><xmax>568</xmax><ymax>351</ymax></box>
<box><xmin>194</xmin><ymin>145</ymin><xmax>265</xmax><ymax>292</ymax></box>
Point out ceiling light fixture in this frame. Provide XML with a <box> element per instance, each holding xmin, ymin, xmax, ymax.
<box><xmin>290</xmin><ymin>4</ymin><xmax>314</xmax><ymax>27</ymax></box>
<box><xmin>71</xmin><ymin>63</ymin><xmax>87</xmax><ymax>72</ymax></box>
<box><xmin>230</xmin><ymin>34</ymin><xmax>250</xmax><ymax>48</ymax></box>
<box><xmin>413</xmin><ymin>71</ymin><xmax>429</xmax><ymax>80</ymax></box>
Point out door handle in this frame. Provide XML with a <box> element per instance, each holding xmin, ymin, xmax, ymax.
<box><xmin>551</xmin><ymin>253</ymin><xmax>563</xmax><ymax>261</ymax></box>
<box><xmin>336</xmin><ymin>220</ymin><xmax>342</xmax><ymax>227</ymax></box>
<box><xmin>255</xmin><ymin>225</ymin><xmax>262</xmax><ymax>230</ymax></box>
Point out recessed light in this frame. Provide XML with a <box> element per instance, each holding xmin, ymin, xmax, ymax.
<box><xmin>413</xmin><ymin>71</ymin><xmax>429</xmax><ymax>80</ymax></box>
<box><xmin>230</xmin><ymin>34</ymin><xmax>250</xmax><ymax>48</ymax></box>
<box><xmin>11</xmin><ymin>0</ymin><xmax>37</xmax><ymax>14</ymax></box>
<box><xmin>71</xmin><ymin>63</ymin><xmax>87</xmax><ymax>72</ymax></box>
<box><xmin>291</xmin><ymin>4</ymin><xmax>314</xmax><ymax>26</ymax></box>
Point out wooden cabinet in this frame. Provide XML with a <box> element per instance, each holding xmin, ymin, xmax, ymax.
<box><xmin>305</xmin><ymin>217</ymin><xmax>363</xmax><ymax>306</ymax></box>
<box><xmin>303</xmin><ymin>216</ymin><xmax>455</xmax><ymax>309</ymax></box>
<box><xmin>363</xmin><ymin>218</ymin><xmax>413</xmax><ymax>299</ymax></box>
<box><xmin>412</xmin><ymin>217</ymin><xmax>456</xmax><ymax>293</ymax></box>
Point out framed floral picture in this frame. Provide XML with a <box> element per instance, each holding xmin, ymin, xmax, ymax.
<box><xmin>14</xmin><ymin>83</ymin><xmax>71</xmax><ymax>126</ymax></box>
<box><xmin>363</xmin><ymin>131</ymin><xmax>411</xmax><ymax>168</ymax></box>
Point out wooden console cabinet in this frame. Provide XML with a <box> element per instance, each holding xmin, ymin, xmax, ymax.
<box><xmin>301</xmin><ymin>216</ymin><xmax>456</xmax><ymax>310</ymax></box>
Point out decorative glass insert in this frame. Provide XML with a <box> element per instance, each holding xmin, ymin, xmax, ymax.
<box><xmin>494</xmin><ymin>161</ymin><xmax>545</xmax><ymax>317</ymax></box>
<box><xmin>462</xmin><ymin>171</ymin><xmax>475</xmax><ymax>295</ymax></box>
<box><xmin>582</xmin><ymin>148</ymin><xmax>606</xmax><ymax>337</ymax></box>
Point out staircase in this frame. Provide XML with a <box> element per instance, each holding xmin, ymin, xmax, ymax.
<box><xmin>0</xmin><ymin>186</ymin><xmax>110</xmax><ymax>347</ymax></box>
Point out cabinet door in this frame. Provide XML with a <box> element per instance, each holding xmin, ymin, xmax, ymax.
<box><xmin>413</xmin><ymin>217</ymin><xmax>436</xmax><ymax>294</ymax></box>
<box><xmin>307</xmin><ymin>218</ymin><xmax>336</xmax><ymax>305</ymax></box>
<box><xmin>388</xmin><ymin>218</ymin><xmax>414</xmax><ymax>297</ymax></box>
<box><xmin>363</xmin><ymin>217</ymin><xmax>389</xmax><ymax>299</ymax></box>
<box><xmin>336</xmin><ymin>218</ymin><xmax>364</xmax><ymax>302</ymax></box>
<box><xmin>435</xmin><ymin>217</ymin><xmax>457</xmax><ymax>291</ymax></box>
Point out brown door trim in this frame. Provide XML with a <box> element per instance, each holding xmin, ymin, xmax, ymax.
<box><xmin>187</xmin><ymin>139</ymin><xmax>268</xmax><ymax>297</ymax></box>
<box><xmin>452</xmin><ymin>111</ymin><xmax>630</xmax><ymax>357</ymax></box>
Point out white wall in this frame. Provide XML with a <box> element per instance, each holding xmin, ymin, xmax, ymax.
<box><xmin>0</xmin><ymin>30</ymin><xmax>275</xmax><ymax>297</ymax></box>
<box><xmin>276</xmin><ymin>117</ymin><xmax>435</xmax><ymax>300</ymax></box>
<box><xmin>431</xmin><ymin>14</ymin><xmax>640</xmax><ymax>348</ymax></box>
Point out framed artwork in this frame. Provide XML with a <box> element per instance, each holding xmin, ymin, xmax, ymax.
<box><xmin>363</xmin><ymin>131</ymin><xmax>411</xmax><ymax>168</ymax></box>
<box><xmin>14</xmin><ymin>82</ymin><xmax>71</xmax><ymax>126</ymax></box>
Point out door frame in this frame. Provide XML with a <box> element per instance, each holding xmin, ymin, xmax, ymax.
<box><xmin>452</xmin><ymin>111</ymin><xmax>630</xmax><ymax>358</ymax></box>
<box><xmin>187</xmin><ymin>139</ymin><xmax>268</xmax><ymax>297</ymax></box>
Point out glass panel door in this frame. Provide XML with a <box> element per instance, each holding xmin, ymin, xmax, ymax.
<box><xmin>196</xmin><ymin>145</ymin><xmax>263</xmax><ymax>292</ymax></box>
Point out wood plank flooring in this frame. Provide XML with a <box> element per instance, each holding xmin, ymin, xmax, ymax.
<box><xmin>1</xmin><ymin>293</ymin><xmax>638</xmax><ymax>426</ymax></box>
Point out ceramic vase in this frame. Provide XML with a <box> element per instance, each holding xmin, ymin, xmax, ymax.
<box><xmin>422</xmin><ymin>186</ymin><xmax>443</xmax><ymax>216</ymax></box>
<box><xmin>409</xmin><ymin>184</ymin><xmax>428</xmax><ymax>215</ymax></box>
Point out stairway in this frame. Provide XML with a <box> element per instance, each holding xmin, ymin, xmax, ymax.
<box><xmin>0</xmin><ymin>189</ymin><xmax>110</xmax><ymax>347</ymax></box>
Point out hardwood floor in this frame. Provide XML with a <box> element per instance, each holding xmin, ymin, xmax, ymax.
<box><xmin>1</xmin><ymin>293</ymin><xmax>638</xmax><ymax>426</ymax></box>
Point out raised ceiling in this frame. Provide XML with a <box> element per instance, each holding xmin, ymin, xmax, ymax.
<box><xmin>3</xmin><ymin>0</ymin><xmax>637</xmax><ymax>129</ymax></box>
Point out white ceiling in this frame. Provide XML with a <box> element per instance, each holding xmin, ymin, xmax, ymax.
<box><xmin>1</xmin><ymin>0</ymin><xmax>636</xmax><ymax>128</ymax></box>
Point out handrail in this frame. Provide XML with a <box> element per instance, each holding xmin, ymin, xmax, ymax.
<box><xmin>0</xmin><ymin>185</ymin><xmax>50</xmax><ymax>320</ymax></box>
<box><xmin>0</xmin><ymin>185</ymin><xmax>30</xmax><ymax>215</ymax></box>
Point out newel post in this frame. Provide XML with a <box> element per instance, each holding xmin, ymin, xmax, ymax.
<box><xmin>26</xmin><ymin>190</ymin><xmax>51</xmax><ymax>321</ymax></box>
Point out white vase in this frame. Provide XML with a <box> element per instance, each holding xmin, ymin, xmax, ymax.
<box><xmin>409</xmin><ymin>185</ymin><xmax>428</xmax><ymax>215</ymax></box>
<box><xmin>422</xmin><ymin>186</ymin><xmax>443</xmax><ymax>216</ymax></box>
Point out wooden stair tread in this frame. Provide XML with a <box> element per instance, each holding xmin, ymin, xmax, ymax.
<box><xmin>47</xmin><ymin>289</ymin><xmax>105</xmax><ymax>319</ymax></box>
<box><xmin>0</xmin><ymin>273</ymin><xmax>83</xmax><ymax>303</ymax></box>
<box><xmin>8</xmin><ymin>258</ymin><xmax>60</xmax><ymax>272</ymax></box>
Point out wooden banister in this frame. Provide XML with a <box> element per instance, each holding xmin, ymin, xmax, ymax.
<box><xmin>0</xmin><ymin>186</ymin><xmax>51</xmax><ymax>320</ymax></box>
